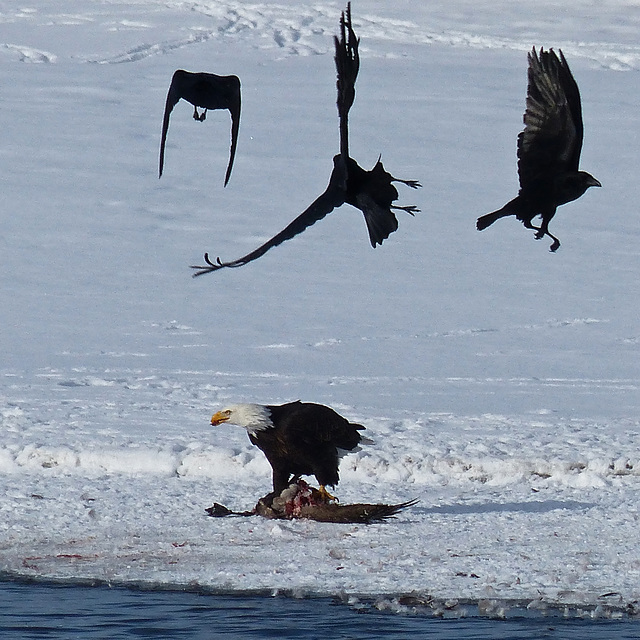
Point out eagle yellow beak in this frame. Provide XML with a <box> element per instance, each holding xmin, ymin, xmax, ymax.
<box><xmin>211</xmin><ymin>411</ymin><xmax>230</xmax><ymax>426</ymax></box>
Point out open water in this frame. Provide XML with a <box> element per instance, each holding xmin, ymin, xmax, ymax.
<box><xmin>1</xmin><ymin>580</ymin><xmax>639</xmax><ymax>639</ymax></box>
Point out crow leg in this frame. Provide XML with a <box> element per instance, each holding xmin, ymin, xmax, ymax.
<box><xmin>192</xmin><ymin>106</ymin><xmax>207</xmax><ymax>121</ymax></box>
<box><xmin>545</xmin><ymin>232</ymin><xmax>561</xmax><ymax>252</ymax></box>
<box><xmin>391</xmin><ymin>204</ymin><xmax>419</xmax><ymax>215</ymax></box>
<box><xmin>523</xmin><ymin>223</ymin><xmax>561</xmax><ymax>252</ymax></box>
<box><xmin>392</xmin><ymin>177</ymin><xmax>421</xmax><ymax>189</ymax></box>
<box><xmin>531</xmin><ymin>220</ymin><xmax>560</xmax><ymax>252</ymax></box>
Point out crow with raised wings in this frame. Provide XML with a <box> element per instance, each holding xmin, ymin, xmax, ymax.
<box><xmin>192</xmin><ymin>3</ymin><xmax>419</xmax><ymax>275</ymax></box>
<box><xmin>159</xmin><ymin>70</ymin><xmax>241</xmax><ymax>186</ymax></box>
<box><xmin>476</xmin><ymin>47</ymin><xmax>600</xmax><ymax>252</ymax></box>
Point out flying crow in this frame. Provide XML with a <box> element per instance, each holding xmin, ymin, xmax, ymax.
<box><xmin>476</xmin><ymin>47</ymin><xmax>600</xmax><ymax>251</ymax></box>
<box><xmin>159</xmin><ymin>70</ymin><xmax>241</xmax><ymax>186</ymax></box>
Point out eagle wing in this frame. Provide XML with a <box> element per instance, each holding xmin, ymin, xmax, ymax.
<box><xmin>276</xmin><ymin>401</ymin><xmax>363</xmax><ymax>450</ymax></box>
<box><xmin>191</xmin><ymin>157</ymin><xmax>348</xmax><ymax>275</ymax></box>
<box><xmin>517</xmin><ymin>47</ymin><xmax>584</xmax><ymax>191</ymax></box>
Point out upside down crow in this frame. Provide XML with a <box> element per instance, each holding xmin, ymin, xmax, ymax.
<box><xmin>191</xmin><ymin>3</ymin><xmax>420</xmax><ymax>275</ymax></box>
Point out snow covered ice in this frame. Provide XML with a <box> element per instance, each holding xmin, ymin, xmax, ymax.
<box><xmin>1</xmin><ymin>0</ymin><xmax>640</xmax><ymax>616</ymax></box>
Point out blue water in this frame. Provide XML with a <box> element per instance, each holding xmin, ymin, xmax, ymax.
<box><xmin>1</xmin><ymin>580</ymin><xmax>639</xmax><ymax>639</ymax></box>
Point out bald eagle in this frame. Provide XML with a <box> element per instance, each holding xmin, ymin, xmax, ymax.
<box><xmin>210</xmin><ymin>401</ymin><xmax>366</xmax><ymax>502</ymax></box>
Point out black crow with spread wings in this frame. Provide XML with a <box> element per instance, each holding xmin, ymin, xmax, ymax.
<box><xmin>476</xmin><ymin>47</ymin><xmax>600</xmax><ymax>252</ymax></box>
<box><xmin>159</xmin><ymin>70</ymin><xmax>241</xmax><ymax>186</ymax></box>
<box><xmin>191</xmin><ymin>3</ymin><xmax>420</xmax><ymax>276</ymax></box>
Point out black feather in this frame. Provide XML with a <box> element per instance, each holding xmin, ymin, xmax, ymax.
<box><xmin>159</xmin><ymin>70</ymin><xmax>241</xmax><ymax>186</ymax></box>
<box><xmin>476</xmin><ymin>47</ymin><xmax>600</xmax><ymax>252</ymax></box>
<box><xmin>191</xmin><ymin>4</ymin><xmax>420</xmax><ymax>276</ymax></box>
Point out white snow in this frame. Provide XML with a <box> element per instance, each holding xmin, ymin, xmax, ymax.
<box><xmin>1</xmin><ymin>0</ymin><xmax>640</xmax><ymax>616</ymax></box>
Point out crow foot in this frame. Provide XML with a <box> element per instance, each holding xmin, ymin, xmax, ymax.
<box><xmin>192</xmin><ymin>106</ymin><xmax>207</xmax><ymax>121</ymax></box>
<box><xmin>391</xmin><ymin>204</ymin><xmax>420</xmax><ymax>216</ymax></box>
<box><xmin>394</xmin><ymin>178</ymin><xmax>421</xmax><ymax>189</ymax></box>
<box><xmin>532</xmin><ymin>228</ymin><xmax>560</xmax><ymax>251</ymax></box>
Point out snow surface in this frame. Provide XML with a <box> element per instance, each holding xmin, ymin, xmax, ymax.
<box><xmin>1</xmin><ymin>0</ymin><xmax>640</xmax><ymax>617</ymax></box>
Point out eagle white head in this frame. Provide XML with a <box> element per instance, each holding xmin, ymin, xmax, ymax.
<box><xmin>211</xmin><ymin>403</ymin><xmax>273</xmax><ymax>435</ymax></box>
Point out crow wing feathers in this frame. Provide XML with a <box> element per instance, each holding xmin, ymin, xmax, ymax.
<box><xmin>191</xmin><ymin>157</ymin><xmax>348</xmax><ymax>274</ymax></box>
<box><xmin>334</xmin><ymin>3</ymin><xmax>360</xmax><ymax>159</ymax></box>
<box><xmin>159</xmin><ymin>70</ymin><xmax>241</xmax><ymax>186</ymax></box>
<box><xmin>517</xmin><ymin>48</ymin><xmax>583</xmax><ymax>191</ymax></box>
<box><xmin>191</xmin><ymin>3</ymin><xmax>419</xmax><ymax>276</ymax></box>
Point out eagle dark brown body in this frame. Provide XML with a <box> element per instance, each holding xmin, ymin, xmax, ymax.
<box><xmin>211</xmin><ymin>401</ymin><xmax>366</xmax><ymax>500</ymax></box>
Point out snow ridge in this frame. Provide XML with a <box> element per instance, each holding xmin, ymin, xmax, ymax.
<box><xmin>2</xmin><ymin>376</ymin><xmax>639</xmax><ymax>489</ymax></box>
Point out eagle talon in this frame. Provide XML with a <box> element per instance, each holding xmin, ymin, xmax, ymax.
<box><xmin>317</xmin><ymin>485</ymin><xmax>339</xmax><ymax>503</ymax></box>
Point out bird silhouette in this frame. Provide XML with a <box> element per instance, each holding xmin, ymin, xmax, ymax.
<box><xmin>476</xmin><ymin>47</ymin><xmax>600</xmax><ymax>251</ymax></box>
<box><xmin>192</xmin><ymin>3</ymin><xmax>419</xmax><ymax>276</ymax></box>
<box><xmin>159</xmin><ymin>70</ymin><xmax>241</xmax><ymax>186</ymax></box>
